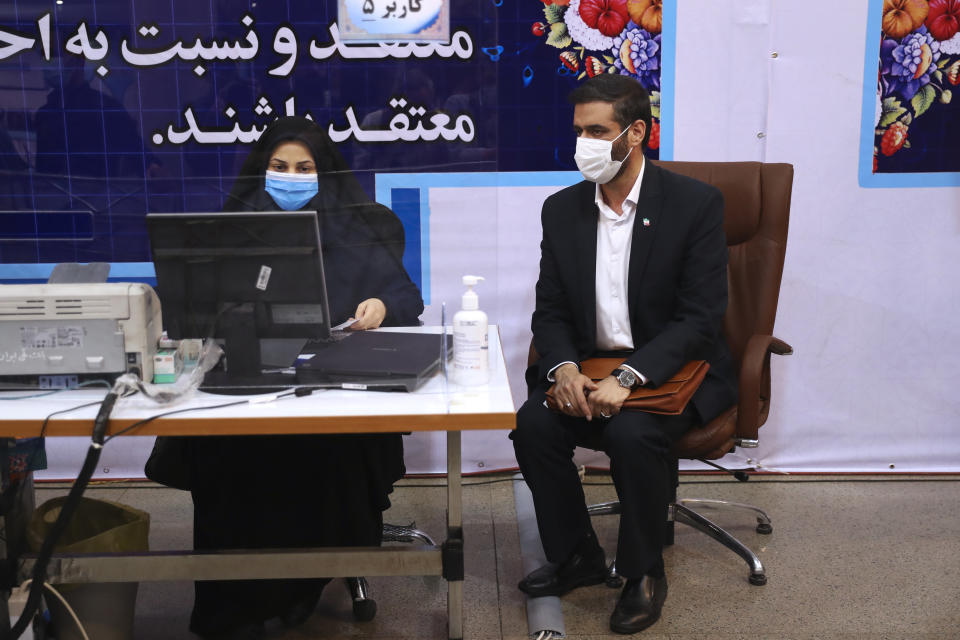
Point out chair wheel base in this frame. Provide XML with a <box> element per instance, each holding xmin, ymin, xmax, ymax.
<box><xmin>605</xmin><ymin>575</ymin><xmax>624</xmax><ymax>588</ymax></box>
<box><xmin>756</xmin><ymin>523</ymin><xmax>773</xmax><ymax>534</ymax></box>
<box><xmin>749</xmin><ymin>574</ymin><xmax>767</xmax><ymax>586</ymax></box>
<box><xmin>352</xmin><ymin>598</ymin><xmax>377</xmax><ymax>621</ymax></box>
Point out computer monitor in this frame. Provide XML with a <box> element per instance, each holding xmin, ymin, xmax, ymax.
<box><xmin>146</xmin><ymin>211</ymin><xmax>331</xmax><ymax>383</ymax></box>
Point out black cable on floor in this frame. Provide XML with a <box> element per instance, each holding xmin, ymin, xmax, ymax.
<box><xmin>4</xmin><ymin>387</ymin><xmax>305</xmax><ymax>638</ymax></box>
<box><xmin>4</xmin><ymin>391</ymin><xmax>119</xmax><ymax>640</ymax></box>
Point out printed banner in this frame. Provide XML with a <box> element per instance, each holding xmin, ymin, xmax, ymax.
<box><xmin>531</xmin><ymin>0</ymin><xmax>665</xmax><ymax>156</ymax></box>
<box><xmin>861</xmin><ymin>0</ymin><xmax>960</xmax><ymax>187</ymax></box>
<box><xmin>0</xmin><ymin>0</ymin><xmax>673</xmax><ymax>275</ymax></box>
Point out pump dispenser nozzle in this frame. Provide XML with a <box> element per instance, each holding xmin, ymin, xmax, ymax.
<box><xmin>461</xmin><ymin>275</ymin><xmax>484</xmax><ymax>311</ymax></box>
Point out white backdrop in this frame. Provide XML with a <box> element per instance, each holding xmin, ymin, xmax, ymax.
<box><xmin>671</xmin><ymin>0</ymin><xmax>960</xmax><ymax>472</ymax></box>
<box><xmin>39</xmin><ymin>0</ymin><xmax>960</xmax><ymax>479</ymax></box>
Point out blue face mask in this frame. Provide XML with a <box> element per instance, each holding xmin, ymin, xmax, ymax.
<box><xmin>264</xmin><ymin>170</ymin><xmax>319</xmax><ymax>210</ymax></box>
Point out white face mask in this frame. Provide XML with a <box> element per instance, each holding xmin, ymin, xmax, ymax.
<box><xmin>574</xmin><ymin>126</ymin><xmax>633</xmax><ymax>184</ymax></box>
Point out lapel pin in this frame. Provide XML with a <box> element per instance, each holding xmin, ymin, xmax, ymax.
<box><xmin>642</xmin><ymin>217</ymin><xmax>651</xmax><ymax>227</ymax></box>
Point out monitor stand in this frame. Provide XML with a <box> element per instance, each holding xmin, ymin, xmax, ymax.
<box><xmin>199</xmin><ymin>369</ymin><xmax>296</xmax><ymax>395</ymax></box>
<box><xmin>199</xmin><ymin>306</ymin><xmax>296</xmax><ymax>395</ymax></box>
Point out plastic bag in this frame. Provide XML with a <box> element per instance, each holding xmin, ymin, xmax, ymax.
<box><xmin>28</xmin><ymin>497</ymin><xmax>150</xmax><ymax>640</ymax></box>
<box><xmin>27</xmin><ymin>496</ymin><xmax>149</xmax><ymax>555</ymax></box>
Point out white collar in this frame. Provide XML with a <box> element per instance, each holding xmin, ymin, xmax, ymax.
<box><xmin>594</xmin><ymin>157</ymin><xmax>646</xmax><ymax>220</ymax></box>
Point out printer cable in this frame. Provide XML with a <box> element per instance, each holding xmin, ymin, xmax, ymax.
<box><xmin>4</xmin><ymin>386</ymin><xmax>120</xmax><ymax>640</ymax></box>
<box><xmin>3</xmin><ymin>384</ymin><xmax>312</xmax><ymax>638</ymax></box>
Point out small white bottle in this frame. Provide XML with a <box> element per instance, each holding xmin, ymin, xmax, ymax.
<box><xmin>452</xmin><ymin>275</ymin><xmax>489</xmax><ymax>385</ymax></box>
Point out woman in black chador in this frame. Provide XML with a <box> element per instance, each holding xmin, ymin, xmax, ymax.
<box><xmin>188</xmin><ymin>116</ymin><xmax>423</xmax><ymax>639</ymax></box>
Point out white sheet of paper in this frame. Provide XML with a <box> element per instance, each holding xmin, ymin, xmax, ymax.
<box><xmin>331</xmin><ymin>318</ymin><xmax>355</xmax><ymax>331</ymax></box>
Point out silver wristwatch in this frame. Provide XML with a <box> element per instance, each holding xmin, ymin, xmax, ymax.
<box><xmin>611</xmin><ymin>368</ymin><xmax>640</xmax><ymax>391</ymax></box>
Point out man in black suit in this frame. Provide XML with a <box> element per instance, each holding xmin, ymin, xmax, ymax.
<box><xmin>512</xmin><ymin>75</ymin><xmax>737</xmax><ymax>634</ymax></box>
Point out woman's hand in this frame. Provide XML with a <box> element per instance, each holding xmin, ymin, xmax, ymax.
<box><xmin>348</xmin><ymin>298</ymin><xmax>387</xmax><ymax>330</ymax></box>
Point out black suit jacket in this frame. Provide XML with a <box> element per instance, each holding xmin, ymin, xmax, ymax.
<box><xmin>528</xmin><ymin>162</ymin><xmax>738</xmax><ymax>423</ymax></box>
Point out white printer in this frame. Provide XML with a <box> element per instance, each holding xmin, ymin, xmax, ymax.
<box><xmin>0</xmin><ymin>282</ymin><xmax>162</xmax><ymax>384</ymax></box>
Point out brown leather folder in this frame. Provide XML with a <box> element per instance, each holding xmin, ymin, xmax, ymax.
<box><xmin>546</xmin><ymin>358</ymin><xmax>709</xmax><ymax>416</ymax></box>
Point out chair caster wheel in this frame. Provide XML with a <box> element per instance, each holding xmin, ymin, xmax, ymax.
<box><xmin>605</xmin><ymin>575</ymin><xmax>624</xmax><ymax>588</ymax></box>
<box><xmin>352</xmin><ymin>597</ymin><xmax>377</xmax><ymax>621</ymax></box>
<box><xmin>749</xmin><ymin>574</ymin><xmax>767</xmax><ymax>586</ymax></box>
<box><xmin>756</xmin><ymin>523</ymin><xmax>773</xmax><ymax>534</ymax></box>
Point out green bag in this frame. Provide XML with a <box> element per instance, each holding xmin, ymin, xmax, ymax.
<box><xmin>28</xmin><ymin>496</ymin><xmax>150</xmax><ymax>555</ymax></box>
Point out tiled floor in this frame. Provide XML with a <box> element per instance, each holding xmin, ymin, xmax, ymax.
<box><xmin>31</xmin><ymin>473</ymin><xmax>960</xmax><ymax>639</ymax></box>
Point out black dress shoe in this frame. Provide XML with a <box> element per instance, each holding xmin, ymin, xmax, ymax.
<box><xmin>609</xmin><ymin>574</ymin><xmax>668</xmax><ymax>634</ymax></box>
<box><xmin>518</xmin><ymin>543</ymin><xmax>607</xmax><ymax>597</ymax></box>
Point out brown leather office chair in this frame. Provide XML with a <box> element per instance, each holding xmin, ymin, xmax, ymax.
<box><xmin>531</xmin><ymin>160</ymin><xmax>794</xmax><ymax>587</ymax></box>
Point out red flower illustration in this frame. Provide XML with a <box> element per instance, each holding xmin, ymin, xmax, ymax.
<box><xmin>946</xmin><ymin>60</ymin><xmax>960</xmax><ymax>84</ymax></box>
<box><xmin>647</xmin><ymin>121</ymin><xmax>660</xmax><ymax>150</ymax></box>
<box><xmin>579</xmin><ymin>0</ymin><xmax>630</xmax><ymax>37</ymax></box>
<box><xmin>559</xmin><ymin>50</ymin><xmax>579</xmax><ymax>73</ymax></box>
<box><xmin>584</xmin><ymin>56</ymin><xmax>606</xmax><ymax>77</ymax></box>
<box><xmin>925</xmin><ymin>0</ymin><xmax>960</xmax><ymax>41</ymax></box>
<box><xmin>880</xmin><ymin>121</ymin><xmax>909</xmax><ymax>156</ymax></box>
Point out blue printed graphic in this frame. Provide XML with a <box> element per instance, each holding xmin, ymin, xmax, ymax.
<box><xmin>0</xmin><ymin>0</ymin><xmax>676</xmax><ymax>282</ymax></box>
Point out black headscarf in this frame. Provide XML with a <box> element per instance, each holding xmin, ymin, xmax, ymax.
<box><xmin>224</xmin><ymin>116</ymin><xmax>369</xmax><ymax>213</ymax></box>
<box><xmin>222</xmin><ymin>116</ymin><xmax>422</xmax><ymax>326</ymax></box>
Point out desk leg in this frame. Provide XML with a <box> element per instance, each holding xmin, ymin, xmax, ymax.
<box><xmin>0</xmin><ymin>456</ymin><xmax>8</xmax><ymax>635</ymax></box>
<box><xmin>445</xmin><ymin>430</ymin><xmax>463</xmax><ymax>640</ymax></box>
<box><xmin>447</xmin><ymin>430</ymin><xmax>462</xmax><ymax>533</ymax></box>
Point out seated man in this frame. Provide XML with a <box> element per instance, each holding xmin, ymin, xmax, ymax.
<box><xmin>511</xmin><ymin>74</ymin><xmax>737</xmax><ymax>634</ymax></box>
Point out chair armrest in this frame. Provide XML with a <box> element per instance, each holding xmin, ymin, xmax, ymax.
<box><xmin>767</xmin><ymin>336</ymin><xmax>793</xmax><ymax>356</ymax></box>
<box><xmin>736</xmin><ymin>334</ymin><xmax>793</xmax><ymax>441</ymax></box>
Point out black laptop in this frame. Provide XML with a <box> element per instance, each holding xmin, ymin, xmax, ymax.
<box><xmin>294</xmin><ymin>330</ymin><xmax>451</xmax><ymax>391</ymax></box>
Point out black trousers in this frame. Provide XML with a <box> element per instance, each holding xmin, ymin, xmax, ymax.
<box><xmin>512</xmin><ymin>386</ymin><xmax>696</xmax><ymax>578</ymax></box>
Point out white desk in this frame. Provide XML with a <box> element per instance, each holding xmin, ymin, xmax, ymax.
<box><xmin>0</xmin><ymin>326</ymin><xmax>515</xmax><ymax>640</ymax></box>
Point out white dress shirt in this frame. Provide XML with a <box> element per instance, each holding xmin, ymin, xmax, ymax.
<box><xmin>594</xmin><ymin>161</ymin><xmax>644</xmax><ymax>352</ymax></box>
<box><xmin>547</xmin><ymin>161</ymin><xmax>648</xmax><ymax>386</ymax></box>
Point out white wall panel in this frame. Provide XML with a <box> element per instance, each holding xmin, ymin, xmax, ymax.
<box><xmin>673</xmin><ymin>0</ymin><xmax>771</xmax><ymax>161</ymax></box>
<box><xmin>736</xmin><ymin>0</ymin><xmax>960</xmax><ymax>471</ymax></box>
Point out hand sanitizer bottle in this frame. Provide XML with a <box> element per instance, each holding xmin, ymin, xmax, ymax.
<box><xmin>453</xmin><ymin>275</ymin><xmax>489</xmax><ymax>385</ymax></box>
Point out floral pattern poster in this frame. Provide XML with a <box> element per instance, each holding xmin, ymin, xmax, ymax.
<box><xmin>869</xmin><ymin>0</ymin><xmax>960</xmax><ymax>179</ymax></box>
<box><xmin>527</xmin><ymin>0</ymin><xmax>669</xmax><ymax>161</ymax></box>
